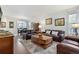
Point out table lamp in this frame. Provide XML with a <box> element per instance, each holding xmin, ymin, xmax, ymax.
<box><xmin>72</xmin><ymin>23</ymin><xmax>79</xmax><ymax>36</ymax></box>
<box><xmin>39</xmin><ymin>25</ymin><xmax>42</xmax><ymax>32</ymax></box>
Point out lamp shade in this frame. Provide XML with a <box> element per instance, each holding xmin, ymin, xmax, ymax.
<box><xmin>72</xmin><ymin>23</ymin><xmax>79</xmax><ymax>28</ymax></box>
<box><xmin>39</xmin><ymin>25</ymin><xmax>42</xmax><ymax>29</ymax></box>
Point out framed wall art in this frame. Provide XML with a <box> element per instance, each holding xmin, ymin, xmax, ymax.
<box><xmin>0</xmin><ymin>22</ymin><xmax>6</xmax><ymax>28</ymax></box>
<box><xmin>9</xmin><ymin>21</ymin><xmax>14</xmax><ymax>28</ymax></box>
<box><xmin>45</xmin><ymin>18</ymin><xmax>52</xmax><ymax>25</ymax></box>
<box><xmin>55</xmin><ymin>18</ymin><xmax>65</xmax><ymax>26</ymax></box>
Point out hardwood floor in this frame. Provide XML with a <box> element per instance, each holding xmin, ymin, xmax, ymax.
<box><xmin>14</xmin><ymin>35</ymin><xmax>31</xmax><ymax>54</ymax></box>
<box><xmin>13</xmin><ymin>35</ymin><xmax>57</xmax><ymax>54</ymax></box>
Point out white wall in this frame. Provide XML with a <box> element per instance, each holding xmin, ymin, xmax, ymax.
<box><xmin>0</xmin><ymin>16</ymin><xmax>32</xmax><ymax>36</ymax></box>
<box><xmin>39</xmin><ymin>12</ymin><xmax>68</xmax><ymax>35</ymax></box>
<box><xmin>1</xmin><ymin>6</ymin><xmax>79</xmax><ymax>36</ymax></box>
<box><xmin>0</xmin><ymin>16</ymin><xmax>17</xmax><ymax>36</ymax></box>
<box><xmin>49</xmin><ymin>12</ymin><xmax>68</xmax><ymax>35</ymax></box>
<box><xmin>40</xmin><ymin>7</ymin><xmax>79</xmax><ymax>35</ymax></box>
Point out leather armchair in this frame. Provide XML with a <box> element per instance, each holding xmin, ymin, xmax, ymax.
<box><xmin>22</xmin><ymin>30</ymin><xmax>36</xmax><ymax>40</ymax></box>
<box><xmin>17</xmin><ymin>28</ymin><xmax>23</xmax><ymax>34</ymax></box>
<box><xmin>17</xmin><ymin>28</ymin><xmax>27</xmax><ymax>35</ymax></box>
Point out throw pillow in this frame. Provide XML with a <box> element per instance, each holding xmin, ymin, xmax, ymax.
<box><xmin>52</xmin><ymin>31</ymin><xmax>58</xmax><ymax>36</ymax></box>
<box><xmin>46</xmin><ymin>31</ymin><xmax>51</xmax><ymax>34</ymax></box>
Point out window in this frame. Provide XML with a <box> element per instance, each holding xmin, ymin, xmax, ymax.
<box><xmin>17</xmin><ymin>21</ymin><xmax>27</xmax><ymax>28</ymax></box>
<box><xmin>69</xmin><ymin>14</ymin><xmax>77</xmax><ymax>23</ymax></box>
<box><xmin>68</xmin><ymin>14</ymin><xmax>77</xmax><ymax>35</ymax></box>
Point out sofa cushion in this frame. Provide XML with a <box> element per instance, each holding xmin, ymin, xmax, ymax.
<box><xmin>63</xmin><ymin>40</ymin><xmax>79</xmax><ymax>47</ymax></box>
<box><xmin>52</xmin><ymin>31</ymin><xmax>58</xmax><ymax>36</ymax></box>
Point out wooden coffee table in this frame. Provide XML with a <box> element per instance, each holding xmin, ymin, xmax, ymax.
<box><xmin>31</xmin><ymin>34</ymin><xmax>53</xmax><ymax>49</ymax></box>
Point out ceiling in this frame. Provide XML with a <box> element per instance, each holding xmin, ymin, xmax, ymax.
<box><xmin>1</xmin><ymin>5</ymin><xmax>78</xmax><ymax>19</ymax></box>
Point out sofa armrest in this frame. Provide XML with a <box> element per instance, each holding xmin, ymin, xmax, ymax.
<box><xmin>57</xmin><ymin>43</ymin><xmax>79</xmax><ymax>54</ymax></box>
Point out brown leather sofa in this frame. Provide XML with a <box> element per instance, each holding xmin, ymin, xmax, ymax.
<box><xmin>44</xmin><ymin>29</ymin><xmax>65</xmax><ymax>42</ymax></box>
<box><xmin>57</xmin><ymin>37</ymin><xmax>79</xmax><ymax>54</ymax></box>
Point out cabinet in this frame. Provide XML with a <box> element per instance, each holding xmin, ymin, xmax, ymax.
<box><xmin>0</xmin><ymin>35</ymin><xmax>14</xmax><ymax>54</ymax></box>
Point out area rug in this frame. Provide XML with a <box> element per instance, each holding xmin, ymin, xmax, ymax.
<box><xmin>20</xmin><ymin>40</ymin><xmax>58</xmax><ymax>54</ymax></box>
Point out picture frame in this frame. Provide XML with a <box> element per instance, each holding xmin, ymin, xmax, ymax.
<box><xmin>0</xmin><ymin>22</ymin><xmax>6</xmax><ymax>28</ymax></box>
<box><xmin>9</xmin><ymin>22</ymin><xmax>14</xmax><ymax>28</ymax></box>
<box><xmin>55</xmin><ymin>18</ymin><xmax>65</xmax><ymax>26</ymax></box>
<box><xmin>45</xmin><ymin>18</ymin><xmax>52</xmax><ymax>25</ymax></box>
